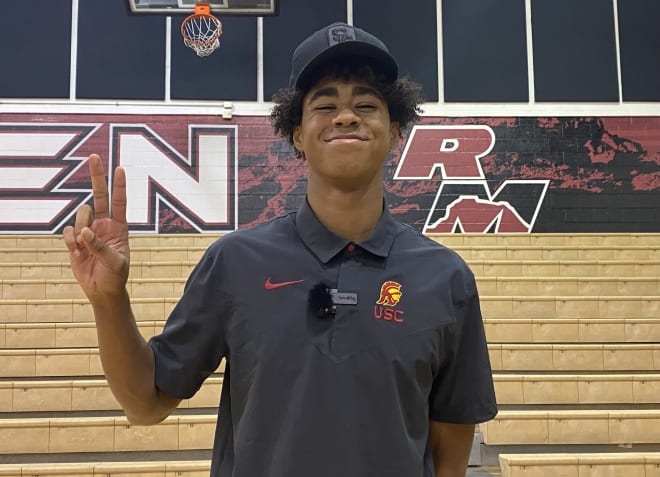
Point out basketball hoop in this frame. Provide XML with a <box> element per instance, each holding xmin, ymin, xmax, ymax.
<box><xmin>181</xmin><ymin>3</ymin><xmax>222</xmax><ymax>57</ymax></box>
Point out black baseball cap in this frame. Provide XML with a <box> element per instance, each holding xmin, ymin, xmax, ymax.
<box><xmin>289</xmin><ymin>22</ymin><xmax>399</xmax><ymax>90</ymax></box>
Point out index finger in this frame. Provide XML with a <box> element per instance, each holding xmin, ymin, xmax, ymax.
<box><xmin>88</xmin><ymin>154</ymin><xmax>110</xmax><ymax>220</ymax></box>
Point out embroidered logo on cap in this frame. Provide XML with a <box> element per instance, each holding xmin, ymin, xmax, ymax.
<box><xmin>328</xmin><ymin>25</ymin><xmax>356</xmax><ymax>45</ymax></box>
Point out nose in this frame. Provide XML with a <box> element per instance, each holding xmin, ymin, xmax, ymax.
<box><xmin>333</xmin><ymin>106</ymin><xmax>360</xmax><ymax>127</ymax></box>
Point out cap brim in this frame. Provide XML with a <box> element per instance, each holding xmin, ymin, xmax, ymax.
<box><xmin>292</xmin><ymin>41</ymin><xmax>398</xmax><ymax>90</ymax></box>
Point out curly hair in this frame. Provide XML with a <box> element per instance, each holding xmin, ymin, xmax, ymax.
<box><xmin>271</xmin><ymin>59</ymin><xmax>424</xmax><ymax>158</ymax></box>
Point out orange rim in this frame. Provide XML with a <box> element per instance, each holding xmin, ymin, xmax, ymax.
<box><xmin>180</xmin><ymin>3</ymin><xmax>222</xmax><ymax>48</ymax></box>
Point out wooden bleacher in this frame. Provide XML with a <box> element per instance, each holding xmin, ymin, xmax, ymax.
<box><xmin>0</xmin><ymin>233</ymin><xmax>658</xmax><ymax>477</ymax></box>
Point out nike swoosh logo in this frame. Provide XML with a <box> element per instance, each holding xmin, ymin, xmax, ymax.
<box><xmin>265</xmin><ymin>277</ymin><xmax>305</xmax><ymax>290</ymax></box>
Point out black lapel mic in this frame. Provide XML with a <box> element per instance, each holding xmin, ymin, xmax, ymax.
<box><xmin>308</xmin><ymin>282</ymin><xmax>336</xmax><ymax>319</ymax></box>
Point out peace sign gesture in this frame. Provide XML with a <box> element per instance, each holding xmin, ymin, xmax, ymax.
<box><xmin>63</xmin><ymin>154</ymin><xmax>130</xmax><ymax>302</ymax></box>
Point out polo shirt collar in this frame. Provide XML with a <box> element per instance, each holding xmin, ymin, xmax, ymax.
<box><xmin>296</xmin><ymin>197</ymin><xmax>399</xmax><ymax>263</ymax></box>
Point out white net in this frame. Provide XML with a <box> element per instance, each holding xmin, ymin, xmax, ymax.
<box><xmin>182</xmin><ymin>14</ymin><xmax>222</xmax><ymax>57</ymax></box>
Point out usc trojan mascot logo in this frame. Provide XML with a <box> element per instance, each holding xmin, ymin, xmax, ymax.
<box><xmin>376</xmin><ymin>281</ymin><xmax>403</xmax><ymax>306</ymax></box>
<box><xmin>374</xmin><ymin>281</ymin><xmax>404</xmax><ymax>323</ymax></box>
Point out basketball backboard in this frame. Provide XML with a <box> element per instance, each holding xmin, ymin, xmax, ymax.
<box><xmin>128</xmin><ymin>0</ymin><xmax>278</xmax><ymax>15</ymax></box>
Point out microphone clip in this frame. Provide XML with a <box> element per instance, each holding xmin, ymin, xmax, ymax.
<box><xmin>308</xmin><ymin>283</ymin><xmax>359</xmax><ymax>319</ymax></box>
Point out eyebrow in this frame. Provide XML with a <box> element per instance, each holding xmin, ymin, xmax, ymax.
<box><xmin>307</xmin><ymin>85</ymin><xmax>383</xmax><ymax>103</ymax></box>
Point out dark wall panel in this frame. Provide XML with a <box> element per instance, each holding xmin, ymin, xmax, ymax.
<box><xmin>0</xmin><ymin>0</ymin><xmax>71</xmax><ymax>98</ymax></box>
<box><xmin>263</xmin><ymin>0</ymin><xmax>346</xmax><ymax>100</ymax></box>
<box><xmin>618</xmin><ymin>0</ymin><xmax>660</xmax><ymax>101</ymax></box>
<box><xmin>355</xmin><ymin>0</ymin><xmax>439</xmax><ymax>102</ymax></box>
<box><xmin>77</xmin><ymin>2</ymin><xmax>166</xmax><ymax>100</ymax></box>
<box><xmin>532</xmin><ymin>0</ymin><xmax>618</xmax><ymax>102</ymax></box>
<box><xmin>171</xmin><ymin>17</ymin><xmax>258</xmax><ymax>100</ymax></box>
<box><xmin>442</xmin><ymin>0</ymin><xmax>528</xmax><ymax>102</ymax></box>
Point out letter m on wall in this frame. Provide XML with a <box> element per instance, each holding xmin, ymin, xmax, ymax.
<box><xmin>394</xmin><ymin>125</ymin><xmax>548</xmax><ymax>233</ymax></box>
<box><xmin>112</xmin><ymin>125</ymin><xmax>237</xmax><ymax>233</ymax></box>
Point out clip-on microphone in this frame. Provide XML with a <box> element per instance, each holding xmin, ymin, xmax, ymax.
<box><xmin>308</xmin><ymin>282</ymin><xmax>336</xmax><ymax>319</ymax></box>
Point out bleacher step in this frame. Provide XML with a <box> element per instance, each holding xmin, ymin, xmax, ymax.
<box><xmin>0</xmin><ymin>459</ymin><xmax>211</xmax><ymax>476</ymax></box>
<box><xmin>3</xmin><ymin>259</ymin><xmax>660</xmax><ymax>279</ymax></box>
<box><xmin>0</xmin><ymin>415</ymin><xmax>216</xmax><ymax>454</ymax></box>
<box><xmin>0</xmin><ymin>348</ymin><xmax>225</xmax><ymax>378</ymax></box>
<box><xmin>484</xmin><ymin>317</ymin><xmax>660</xmax><ymax>343</ymax></box>
<box><xmin>2</xmin><ymin>296</ymin><xmax>658</xmax><ymax>324</ymax></box>
<box><xmin>482</xmin><ymin>409</ymin><xmax>660</xmax><ymax>445</ymax></box>
<box><xmin>499</xmin><ymin>452</ymin><xmax>660</xmax><ymax>477</ymax></box>
<box><xmin>0</xmin><ymin>377</ymin><xmax>222</xmax><ymax>412</ymax></box>
<box><xmin>3</xmin><ymin>317</ymin><xmax>660</xmax><ymax>350</ymax></box>
<box><xmin>1</xmin><ymin>342</ymin><xmax>657</xmax><ymax>378</ymax></box>
<box><xmin>2</xmin><ymin>373</ymin><xmax>659</xmax><ymax>413</ymax></box>
<box><xmin>2</xmin><ymin>276</ymin><xmax>658</xmax><ymax>300</ymax></box>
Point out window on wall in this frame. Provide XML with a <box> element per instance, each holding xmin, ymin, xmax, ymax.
<box><xmin>617</xmin><ymin>0</ymin><xmax>660</xmax><ymax>101</ymax></box>
<box><xmin>76</xmin><ymin>1</ymin><xmax>166</xmax><ymax>100</ymax></box>
<box><xmin>354</xmin><ymin>0</ymin><xmax>439</xmax><ymax>102</ymax></box>
<box><xmin>531</xmin><ymin>0</ymin><xmax>619</xmax><ymax>102</ymax></box>
<box><xmin>442</xmin><ymin>0</ymin><xmax>528</xmax><ymax>102</ymax></box>
<box><xmin>0</xmin><ymin>0</ymin><xmax>71</xmax><ymax>98</ymax></box>
<box><xmin>262</xmin><ymin>0</ymin><xmax>347</xmax><ymax>100</ymax></box>
<box><xmin>170</xmin><ymin>17</ymin><xmax>258</xmax><ymax>101</ymax></box>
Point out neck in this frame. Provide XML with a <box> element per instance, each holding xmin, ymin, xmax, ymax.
<box><xmin>306</xmin><ymin>181</ymin><xmax>384</xmax><ymax>243</ymax></box>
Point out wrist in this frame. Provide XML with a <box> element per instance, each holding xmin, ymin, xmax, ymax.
<box><xmin>89</xmin><ymin>286</ymin><xmax>131</xmax><ymax>312</ymax></box>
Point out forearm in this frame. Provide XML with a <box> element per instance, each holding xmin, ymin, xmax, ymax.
<box><xmin>429</xmin><ymin>422</ymin><xmax>475</xmax><ymax>477</ymax></box>
<box><xmin>91</xmin><ymin>288</ymin><xmax>176</xmax><ymax>424</ymax></box>
<box><xmin>434</xmin><ymin>458</ymin><xmax>470</xmax><ymax>477</ymax></box>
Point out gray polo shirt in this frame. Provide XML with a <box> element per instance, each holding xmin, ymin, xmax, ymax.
<box><xmin>149</xmin><ymin>199</ymin><xmax>497</xmax><ymax>477</ymax></box>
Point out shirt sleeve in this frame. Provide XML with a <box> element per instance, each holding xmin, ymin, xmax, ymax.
<box><xmin>148</xmin><ymin>241</ymin><xmax>230</xmax><ymax>399</ymax></box>
<box><xmin>428</xmin><ymin>269</ymin><xmax>498</xmax><ymax>424</ymax></box>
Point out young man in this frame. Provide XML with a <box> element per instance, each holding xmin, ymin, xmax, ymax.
<box><xmin>63</xmin><ymin>22</ymin><xmax>497</xmax><ymax>477</ymax></box>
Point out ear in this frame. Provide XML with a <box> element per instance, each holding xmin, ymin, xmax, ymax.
<box><xmin>293</xmin><ymin>125</ymin><xmax>304</xmax><ymax>154</ymax></box>
<box><xmin>389</xmin><ymin>122</ymin><xmax>400</xmax><ymax>148</ymax></box>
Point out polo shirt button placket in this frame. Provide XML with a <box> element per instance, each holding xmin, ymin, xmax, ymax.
<box><xmin>324</xmin><ymin>243</ymin><xmax>372</xmax><ymax>361</ymax></box>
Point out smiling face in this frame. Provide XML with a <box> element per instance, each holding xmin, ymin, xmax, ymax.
<box><xmin>293</xmin><ymin>76</ymin><xmax>400</xmax><ymax>192</ymax></box>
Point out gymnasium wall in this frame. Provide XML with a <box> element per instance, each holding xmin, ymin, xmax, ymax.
<box><xmin>0</xmin><ymin>0</ymin><xmax>658</xmax><ymax>233</ymax></box>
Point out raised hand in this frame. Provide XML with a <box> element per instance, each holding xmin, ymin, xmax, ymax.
<box><xmin>63</xmin><ymin>154</ymin><xmax>130</xmax><ymax>301</ymax></box>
